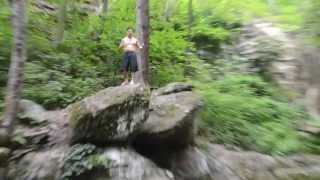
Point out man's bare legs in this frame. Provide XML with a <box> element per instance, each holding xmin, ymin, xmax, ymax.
<box><xmin>130</xmin><ymin>72</ymin><xmax>135</xmax><ymax>85</ymax></box>
<box><xmin>122</xmin><ymin>71</ymin><xmax>139</xmax><ymax>86</ymax></box>
<box><xmin>121</xmin><ymin>71</ymin><xmax>129</xmax><ymax>86</ymax></box>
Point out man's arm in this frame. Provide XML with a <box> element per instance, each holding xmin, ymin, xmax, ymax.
<box><xmin>136</xmin><ymin>39</ymin><xmax>143</xmax><ymax>49</ymax></box>
<box><xmin>119</xmin><ymin>39</ymin><xmax>124</xmax><ymax>49</ymax></box>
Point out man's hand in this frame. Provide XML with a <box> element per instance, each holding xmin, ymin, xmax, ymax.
<box><xmin>137</xmin><ymin>41</ymin><xmax>144</xmax><ymax>49</ymax></box>
<box><xmin>119</xmin><ymin>39</ymin><xmax>124</xmax><ymax>49</ymax></box>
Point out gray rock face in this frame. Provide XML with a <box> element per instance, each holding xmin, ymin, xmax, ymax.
<box><xmin>169</xmin><ymin>147</ymin><xmax>241</xmax><ymax>180</ymax></box>
<box><xmin>9</xmin><ymin>144</ymin><xmax>173</xmax><ymax>180</ymax></box>
<box><xmin>131</xmin><ymin>83</ymin><xmax>203</xmax><ymax>172</ymax></box>
<box><xmin>0</xmin><ymin>128</ymin><xmax>10</xmax><ymax>147</ymax></box>
<box><xmin>136</xmin><ymin>83</ymin><xmax>201</xmax><ymax>147</ymax></box>
<box><xmin>67</xmin><ymin>85</ymin><xmax>150</xmax><ymax>144</ymax></box>
<box><xmin>18</xmin><ymin>99</ymin><xmax>48</xmax><ymax>125</ymax></box>
<box><xmin>297</xmin><ymin>122</ymin><xmax>320</xmax><ymax>136</ymax></box>
<box><xmin>81</xmin><ymin>148</ymin><xmax>174</xmax><ymax>180</ymax></box>
<box><xmin>139</xmin><ymin>91</ymin><xmax>202</xmax><ymax>147</ymax></box>
<box><xmin>235</xmin><ymin>21</ymin><xmax>320</xmax><ymax>118</ymax></box>
<box><xmin>8</xmin><ymin>147</ymin><xmax>66</xmax><ymax>180</ymax></box>
<box><xmin>152</xmin><ymin>82</ymin><xmax>194</xmax><ymax>97</ymax></box>
<box><xmin>171</xmin><ymin>144</ymin><xmax>320</xmax><ymax>180</ymax></box>
<box><xmin>0</xmin><ymin>147</ymin><xmax>10</xmax><ymax>166</ymax></box>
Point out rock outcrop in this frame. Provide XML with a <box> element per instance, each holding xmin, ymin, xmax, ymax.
<box><xmin>0</xmin><ymin>147</ymin><xmax>10</xmax><ymax>165</ymax></box>
<box><xmin>18</xmin><ymin>99</ymin><xmax>49</xmax><ymax>125</ymax></box>
<box><xmin>67</xmin><ymin>85</ymin><xmax>150</xmax><ymax>145</ymax></box>
<box><xmin>136</xmin><ymin>83</ymin><xmax>201</xmax><ymax>148</ymax></box>
<box><xmin>73</xmin><ymin>147</ymin><xmax>175</xmax><ymax>180</ymax></box>
<box><xmin>162</xmin><ymin>144</ymin><xmax>320</xmax><ymax>180</ymax></box>
<box><xmin>3</xmin><ymin>83</ymin><xmax>320</xmax><ymax>180</ymax></box>
<box><xmin>235</xmin><ymin>21</ymin><xmax>320</xmax><ymax>119</ymax></box>
<box><xmin>235</xmin><ymin>22</ymin><xmax>306</xmax><ymax>92</ymax></box>
<box><xmin>8</xmin><ymin>147</ymin><xmax>65</xmax><ymax>180</ymax></box>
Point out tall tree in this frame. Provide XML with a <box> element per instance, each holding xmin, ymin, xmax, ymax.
<box><xmin>55</xmin><ymin>0</ymin><xmax>67</xmax><ymax>45</ymax></box>
<box><xmin>1</xmin><ymin>0</ymin><xmax>27</xmax><ymax>139</ymax></box>
<box><xmin>98</xmin><ymin>0</ymin><xmax>108</xmax><ymax>38</ymax></box>
<box><xmin>136</xmin><ymin>0</ymin><xmax>150</xmax><ymax>85</ymax></box>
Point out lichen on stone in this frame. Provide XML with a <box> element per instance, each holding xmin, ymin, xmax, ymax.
<box><xmin>60</xmin><ymin>144</ymin><xmax>112</xmax><ymax>180</ymax></box>
<box><xmin>68</xmin><ymin>102</ymin><xmax>89</xmax><ymax>128</ymax></box>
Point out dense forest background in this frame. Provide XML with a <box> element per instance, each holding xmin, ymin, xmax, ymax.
<box><xmin>1</xmin><ymin>0</ymin><xmax>320</xmax><ymax>155</ymax></box>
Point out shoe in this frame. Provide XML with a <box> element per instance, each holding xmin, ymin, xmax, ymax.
<box><xmin>130</xmin><ymin>80</ymin><xmax>134</xmax><ymax>85</ymax></box>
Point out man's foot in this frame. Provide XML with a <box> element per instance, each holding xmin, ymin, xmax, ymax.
<box><xmin>129</xmin><ymin>80</ymin><xmax>135</xmax><ymax>85</ymax></box>
<box><xmin>121</xmin><ymin>80</ymin><xmax>129</xmax><ymax>86</ymax></box>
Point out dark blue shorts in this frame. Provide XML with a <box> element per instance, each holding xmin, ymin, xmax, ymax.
<box><xmin>122</xmin><ymin>51</ymin><xmax>138</xmax><ymax>72</ymax></box>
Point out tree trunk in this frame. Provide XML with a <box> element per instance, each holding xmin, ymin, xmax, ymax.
<box><xmin>98</xmin><ymin>0</ymin><xmax>108</xmax><ymax>38</ymax></box>
<box><xmin>188</xmin><ymin>0</ymin><xmax>193</xmax><ymax>39</ymax></box>
<box><xmin>55</xmin><ymin>0</ymin><xmax>67</xmax><ymax>45</ymax></box>
<box><xmin>2</xmin><ymin>0</ymin><xmax>27</xmax><ymax>138</ymax></box>
<box><xmin>163</xmin><ymin>0</ymin><xmax>175</xmax><ymax>21</ymax></box>
<box><xmin>136</xmin><ymin>0</ymin><xmax>150</xmax><ymax>85</ymax></box>
<box><xmin>102</xmin><ymin>0</ymin><xmax>108</xmax><ymax>15</ymax></box>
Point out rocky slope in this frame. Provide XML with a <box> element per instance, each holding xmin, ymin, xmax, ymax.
<box><xmin>235</xmin><ymin>21</ymin><xmax>320</xmax><ymax>119</ymax></box>
<box><xmin>0</xmin><ymin>83</ymin><xmax>320</xmax><ymax>180</ymax></box>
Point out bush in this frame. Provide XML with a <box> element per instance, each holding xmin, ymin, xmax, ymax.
<box><xmin>196</xmin><ymin>75</ymin><xmax>306</xmax><ymax>155</ymax></box>
<box><xmin>150</xmin><ymin>29</ymin><xmax>191</xmax><ymax>87</ymax></box>
<box><xmin>191</xmin><ymin>26</ymin><xmax>231</xmax><ymax>52</ymax></box>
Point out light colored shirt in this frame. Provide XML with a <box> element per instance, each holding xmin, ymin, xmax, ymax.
<box><xmin>120</xmin><ymin>36</ymin><xmax>141</xmax><ymax>52</ymax></box>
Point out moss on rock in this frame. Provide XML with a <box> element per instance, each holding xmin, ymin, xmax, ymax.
<box><xmin>67</xmin><ymin>85</ymin><xmax>150</xmax><ymax>145</ymax></box>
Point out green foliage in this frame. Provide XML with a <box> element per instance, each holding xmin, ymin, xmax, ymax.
<box><xmin>213</xmin><ymin>75</ymin><xmax>274</xmax><ymax>97</ymax></box>
<box><xmin>0</xmin><ymin>1</ymin><xmax>11</xmax><ymax>117</ymax></box>
<box><xmin>303</xmin><ymin>0</ymin><xmax>320</xmax><ymax>46</ymax></box>
<box><xmin>149</xmin><ymin>29</ymin><xmax>190</xmax><ymax>86</ymax></box>
<box><xmin>60</xmin><ymin>144</ymin><xmax>112</xmax><ymax>180</ymax></box>
<box><xmin>194</xmin><ymin>0</ymin><xmax>269</xmax><ymax>24</ymax></box>
<box><xmin>196</xmin><ymin>75</ymin><xmax>307</xmax><ymax>155</ymax></box>
<box><xmin>267</xmin><ymin>0</ymin><xmax>304</xmax><ymax>31</ymax></box>
<box><xmin>191</xmin><ymin>26</ymin><xmax>231</xmax><ymax>52</ymax></box>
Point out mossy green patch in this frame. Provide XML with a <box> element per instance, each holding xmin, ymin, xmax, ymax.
<box><xmin>60</xmin><ymin>144</ymin><xmax>112</xmax><ymax>180</ymax></box>
<box><xmin>68</xmin><ymin>102</ymin><xmax>89</xmax><ymax>129</ymax></box>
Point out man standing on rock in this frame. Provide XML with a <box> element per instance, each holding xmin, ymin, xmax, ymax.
<box><xmin>119</xmin><ymin>28</ymin><xmax>143</xmax><ymax>86</ymax></box>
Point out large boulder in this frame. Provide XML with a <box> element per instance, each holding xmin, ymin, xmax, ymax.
<box><xmin>67</xmin><ymin>85</ymin><xmax>150</xmax><ymax>145</ymax></box>
<box><xmin>132</xmin><ymin>83</ymin><xmax>202</xmax><ymax>169</ymax></box>
<box><xmin>169</xmin><ymin>144</ymin><xmax>320</xmax><ymax>180</ymax></box>
<box><xmin>236</xmin><ymin>21</ymin><xmax>320</xmax><ymax>118</ymax></box>
<box><xmin>0</xmin><ymin>128</ymin><xmax>10</xmax><ymax>147</ymax></box>
<box><xmin>151</xmin><ymin>82</ymin><xmax>194</xmax><ymax>97</ymax></box>
<box><xmin>78</xmin><ymin>148</ymin><xmax>174</xmax><ymax>180</ymax></box>
<box><xmin>0</xmin><ymin>147</ymin><xmax>10</xmax><ymax>166</ymax></box>
<box><xmin>8</xmin><ymin>147</ymin><xmax>66</xmax><ymax>180</ymax></box>
<box><xmin>100</xmin><ymin>148</ymin><xmax>174</xmax><ymax>180</ymax></box>
<box><xmin>18</xmin><ymin>99</ymin><xmax>49</xmax><ymax>125</ymax></box>
<box><xmin>59</xmin><ymin>144</ymin><xmax>174</xmax><ymax>180</ymax></box>
<box><xmin>169</xmin><ymin>147</ymin><xmax>241</xmax><ymax>180</ymax></box>
<box><xmin>5</xmin><ymin>83</ymin><xmax>320</xmax><ymax>180</ymax></box>
<box><xmin>133</xmin><ymin>83</ymin><xmax>202</xmax><ymax>155</ymax></box>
